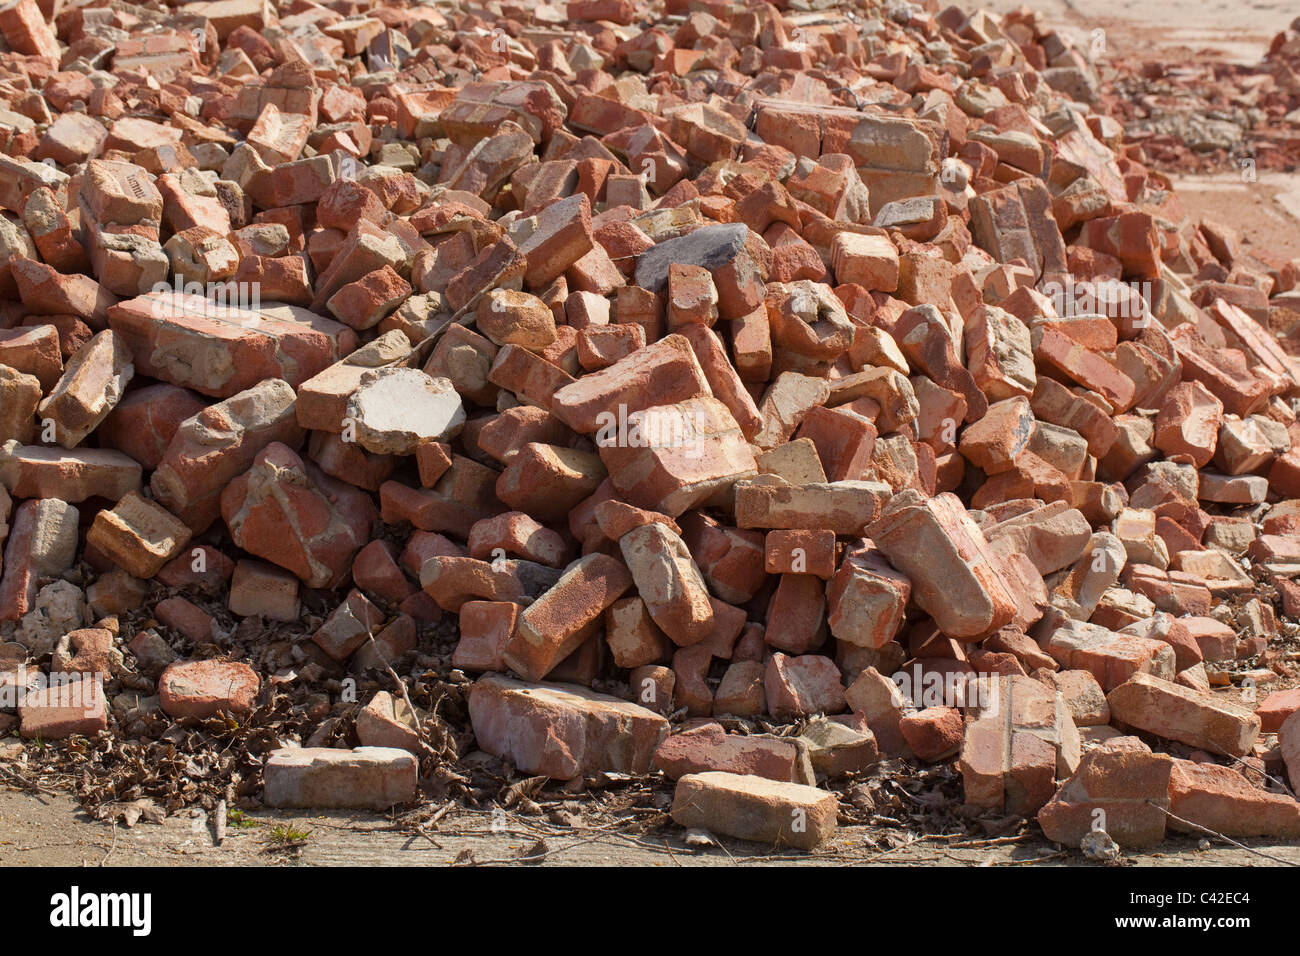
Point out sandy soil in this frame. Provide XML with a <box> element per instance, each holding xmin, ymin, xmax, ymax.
<box><xmin>1165</xmin><ymin>171</ymin><xmax>1300</xmax><ymax>263</ymax></box>
<box><xmin>3</xmin><ymin>788</ymin><xmax>1298</xmax><ymax>867</ymax></box>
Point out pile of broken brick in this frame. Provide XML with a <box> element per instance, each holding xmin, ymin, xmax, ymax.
<box><xmin>1104</xmin><ymin>15</ymin><xmax>1300</xmax><ymax>177</ymax></box>
<box><xmin>2</xmin><ymin>0</ymin><xmax>1300</xmax><ymax>855</ymax></box>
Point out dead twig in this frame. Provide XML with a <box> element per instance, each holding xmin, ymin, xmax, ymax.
<box><xmin>0</xmin><ymin>764</ymin><xmax>59</xmax><ymax>797</ymax></box>
<box><xmin>98</xmin><ymin>825</ymin><xmax>117</xmax><ymax>866</ymax></box>
<box><xmin>663</xmin><ymin>840</ymin><xmax>681</xmax><ymax>866</ymax></box>
<box><xmin>363</xmin><ymin>630</ymin><xmax>440</xmax><ymax>761</ymax></box>
<box><xmin>989</xmin><ymin>851</ymin><xmax>1068</xmax><ymax>866</ymax></box>
<box><xmin>1148</xmin><ymin>801</ymin><xmax>1300</xmax><ymax>867</ymax></box>
<box><xmin>452</xmin><ymin>830</ymin><xmax>621</xmax><ymax>866</ymax></box>
<box><xmin>214</xmin><ymin>798</ymin><xmax>227</xmax><ymax>846</ymax></box>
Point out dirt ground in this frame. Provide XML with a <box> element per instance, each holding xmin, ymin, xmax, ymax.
<box><xmin>3</xmin><ymin>787</ymin><xmax>1299</xmax><ymax>867</ymax></box>
<box><xmin>1167</xmin><ymin>172</ymin><xmax>1300</xmax><ymax>264</ymax></box>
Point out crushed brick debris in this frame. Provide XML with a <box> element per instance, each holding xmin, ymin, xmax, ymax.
<box><xmin>2</xmin><ymin>0</ymin><xmax>1300</xmax><ymax>857</ymax></box>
